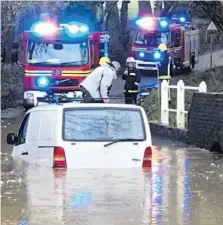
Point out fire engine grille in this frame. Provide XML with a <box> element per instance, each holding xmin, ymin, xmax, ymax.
<box><xmin>137</xmin><ymin>52</ymin><xmax>156</xmax><ymax>62</ymax></box>
<box><xmin>49</xmin><ymin>79</ymin><xmax>79</xmax><ymax>87</ymax></box>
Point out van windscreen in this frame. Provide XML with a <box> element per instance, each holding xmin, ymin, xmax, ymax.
<box><xmin>62</xmin><ymin>108</ymin><xmax>146</xmax><ymax>141</ymax></box>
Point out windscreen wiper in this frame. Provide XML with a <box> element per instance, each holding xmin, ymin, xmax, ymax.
<box><xmin>104</xmin><ymin>138</ymin><xmax>142</xmax><ymax>147</ymax></box>
<box><xmin>54</xmin><ymin>79</ymin><xmax>71</xmax><ymax>85</ymax></box>
<box><xmin>60</xmin><ymin>61</ymin><xmax>85</xmax><ymax>66</ymax></box>
<box><xmin>29</xmin><ymin>62</ymin><xmax>50</xmax><ymax>65</ymax></box>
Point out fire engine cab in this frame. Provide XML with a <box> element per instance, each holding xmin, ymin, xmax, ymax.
<box><xmin>11</xmin><ymin>20</ymin><xmax>110</xmax><ymax>110</ymax></box>
<box><xmin>130</xmin><ymin>14</ymin><xmax>200</xmax><ymax>74</ymax></box>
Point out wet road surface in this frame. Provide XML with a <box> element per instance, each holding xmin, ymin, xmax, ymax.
<box><xmin>1</xmin><ymin>118</ymin><xmax>223</xmax><ymax>225</ymax></box>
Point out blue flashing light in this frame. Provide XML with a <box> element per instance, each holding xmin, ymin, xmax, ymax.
<box><xmin>135</xmin><ymin>17</ymin><xmax>154</xmax><ymax>30</ymax></box>
<box><xmin>159</xmin><ymin>19</ymin><xmax>168</xmax><ymax>29</ymax></box>
<box><xmin>153</xmin><ymin>51</ymin><xmax>161</xmax><ymax>60</ymax></box>
<box><xmin>139</xmin><ymin>52</ymin><xmax>145</xmax><ymax>57</ymax></box>
<box><xmin>67</xmin><ymin>24</ymin><xmax>79</xmax><ymax>34</ymax></box>
<box><xmin>154</xmin><ymin>83</ymin><xmax>159</xmax><ymax>88</ymax></box>
<box><xmin>67</xmin><ymin>23</ymin><xmax>89</xmax><ymax>33</ymax></box>
<box><xmin>79</xmin><ymin>25</ymin><xmax>89</xmax><ymax>33</ymax></box>
<box><xmin>171</xmin><ymin>13</ymin><xmax>188</xmax><ymax>24</ymax></box>
<box><xmin>31</xmin><ymin>22</ymin><xmax>57</xmax><ymax>36</ymax></box>
<box><xmin>37</xmin><ymin>77</ymin><xmax>49</xmax><ymax>88</ymax></box>
<box><xmin>179</xmin><ymin>17</ymin><xmax>186</xmax><ymax>23</ymax></box>
<box><xmin>64</xmin><ymin>22</ymin><xmax>89</xmax><ymax>37</ymax></box>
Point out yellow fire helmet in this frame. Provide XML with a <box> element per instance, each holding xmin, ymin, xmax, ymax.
<box><xmin>158</xmin><ymin>43</ymin><xmax>168</xmax><ymax>52</ymax></box>
<box><xmin>99</xmin><ymin>56</ymin><xmax>111</xmax><ymax>65</ymax></box>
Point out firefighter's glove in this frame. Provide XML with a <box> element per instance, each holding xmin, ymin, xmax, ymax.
<box><xmin>134</xmin><ymin>82</ymin><xmax>139</xmax><ymax>86</ymax></box>
<box><xmin>103</xmin><ymin>98</ymin><xmax>110</xmax><ymax>103</ymax></box>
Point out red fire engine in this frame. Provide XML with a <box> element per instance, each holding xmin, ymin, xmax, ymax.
<box><xmin>11</xmin><ymin>20</ymin><xmax>110</xmax><ymax>110</ymax></box>
<box><xmin>130</xmin><ymin>14</ymin><xmax>200</xmax><ymax>74</ymax></box>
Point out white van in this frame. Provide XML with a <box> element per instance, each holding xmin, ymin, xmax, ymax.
<box><xmin>7</xmin><ymin>103</ymin><xmax>152</xmax><ymax>169</ymax></box>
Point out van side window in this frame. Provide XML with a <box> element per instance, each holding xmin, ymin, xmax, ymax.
<box><xmin>18</xmin><ymin>113</ymin><xmax>30</xmax><ymax>145</ymax></box>
<box><xmin>171</xmin><ymin>29</ymin><xmax>181</xmax><ymax>47</ymax></box>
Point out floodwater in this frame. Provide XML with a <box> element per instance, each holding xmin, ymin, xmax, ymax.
<box><xmin>1</xmin><ymin>117</ymin><xmax>223</xmax><ymax>225</ymax></box>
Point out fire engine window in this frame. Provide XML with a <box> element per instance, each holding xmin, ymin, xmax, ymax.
<box><xmin>27</xmin><ymin>40</ymin><xmax>89</xmax><ymax>66</ymax></box>
<box><xmin>161</xmin><ymin>33</ymin><xmax>169</xmax><ymax>45</ymax></box>
<box><xmin>98</xmin><ymin>43</ymin><xmax>105</xmax><ymax>58</ymax></box>
<box><xmin>171</xmin><ymin>30</ymin><xmax>181</xmax><ymax>47</ymax></box>
<box><xmin>135</xmin><ymin>32</ymin><xmax>169</xmax><ymax>46</ymax></box>
<box><xmin>135</xmin><ymin>33</ymin><xmax>144</xmax><ymax>44</ymax></box>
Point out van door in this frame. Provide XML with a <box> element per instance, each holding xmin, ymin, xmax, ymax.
<box><xmin>36</xmin><ymin>110</ymin><xmax>56</xmax><ymax>167</ymax></box>
<box><xmin>12</xmin><ymin>113</ymin><xmax>37</xmax><ymax>163</ymax></box>
<box><xmin>61</xmin><ymin>107</ymin><xmax>151</xmax><ymax>168</ymax></box>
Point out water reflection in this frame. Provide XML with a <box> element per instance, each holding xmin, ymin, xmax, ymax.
<box><xmin>1</xmin><ymin>137</ymin><xmax>223</xmax><ymax>224</ymax></box>
<box><xmin>184</xmin><ymin>158</ymin><xmax>192</xmax><ymax>225</ymax></box>
<box><xmin>150</xmin><ymin>148</ymin><xmax>192</xmax><ymax>225</ymax></box>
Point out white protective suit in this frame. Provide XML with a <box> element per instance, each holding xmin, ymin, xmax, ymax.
<box><xmin>79</xmin><ymin>63</ymin><xmax>117</xmax><ymax>99</ymax></box>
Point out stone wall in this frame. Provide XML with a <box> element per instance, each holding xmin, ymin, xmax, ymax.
<box><xmin>149</xmin><ymin>121</ymin><xmax>188</xmax><ymax>143</ymax></box>
<box><xmin>187</xmin><ymin>92</ymin><xmax>223</xmax><ymax>152</ymax></box>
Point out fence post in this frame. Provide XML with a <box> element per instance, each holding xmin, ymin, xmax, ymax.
<box><xmin>198</xmin><ymin>81</ymin><xmax>207</xmax><ymax>92</ymax></box>
<box><xmin>176</xmin><ymin>80</ymin><xmax>185</xmax><ymax>128</ymax></box>
<box><xmin>161</xmin><ymin>80</ymin><xmax>169</xmax><ymax>125</ymax></box>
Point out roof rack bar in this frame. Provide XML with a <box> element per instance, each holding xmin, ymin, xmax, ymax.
<box><xmin>36</xmin><ymin>96</ymin><xmax>132</xmax><ymax>104</ymax></box>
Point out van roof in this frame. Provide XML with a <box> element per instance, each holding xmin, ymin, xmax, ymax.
<box><xmin>28</xmin><ymin>103</ymin><xmax>143</xmax><ymax>112</ymax></box>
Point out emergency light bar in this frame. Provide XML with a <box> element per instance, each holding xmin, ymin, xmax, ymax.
<box><xmin>136</xmin><ymin>17</ymin><xmax>154</xmax><ymax>30</ymax></box>
<box><xmin>31</xmin><ymin>21</ymin><xmax>89</xmax><ymax>37</ymax></box>
<box><xmin>171</xmin><ymin>13</ymin><xmax>190</xmax><ymax>24</ymax></box>
<box><xmin>32</xmin><ymin>22</ymin><xmax>58</xmax><ymax>36</ymax></box>
<box><xmin>135</xmin><ymin>17</ymin><xmax>170</xmax><ymax>31</ymax></box>
<box><xmin>60</xmin><ymin>22</ymin><xmax>89</xmax><ymax>34</ymax></box>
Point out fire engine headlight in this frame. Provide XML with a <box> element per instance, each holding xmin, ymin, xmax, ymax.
<box><xmin>79</xmin><ymin>25</ymin><xmax>89</xmax><ymax>33</ymax></box>
<box><xmin>153</xmin><ymin>83</ymin><xmax>159</xmax><ymax>88</ymax></box>
<box><xmin>68</xmin><ymin>24</ymin><xmax>79</xmax><ymax>34</ymax></box>
<box><xmin>139</xmin><ymin>52</ymin><xmax>145</xmax><ymax>57</ymax></box>
<box><xmin>159</xmin><ymin>19</ymin><xmax>168</xmax><ymax>28</ymax></box>
<box><xmin>37</xmin><ymin>77</ymin><xmax>49</xmax><ymax>88</ymax></box>
<box><xmin>179</xmin><ymin>17</ymin><xmax>186</xmax><ymax>23</ymax></box>
<box><xmin>153</xmin><ymin>51</ymin><xmax>161</xmax><ymax>60</ymax></box>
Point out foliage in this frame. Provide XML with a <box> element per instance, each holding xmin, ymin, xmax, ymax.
<box><xmin>1</xmin><ymin>63</ymin><xmax>24</xmax><ymax>109</ymax></box>
<box><xmin>188</xmin><ymin>1</ymin><xmax>223</xmax><ymax>31</ymax></box>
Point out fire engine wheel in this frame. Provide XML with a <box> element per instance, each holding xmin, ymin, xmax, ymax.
<box><xmin>185</xmin><ymin>63</ymin><xmax>193</xmax><ymax>73</ymax></box>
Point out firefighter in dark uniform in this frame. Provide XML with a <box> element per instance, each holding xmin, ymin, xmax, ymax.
<box><xmin>157</xmin><ymin>43</ymin><xmax>173</xmax><ymax>100</ymax></box>
<box><xmin>122</xmin><ymin>57</ymin><xmax>141</xmax><ymax>104</ymax></box>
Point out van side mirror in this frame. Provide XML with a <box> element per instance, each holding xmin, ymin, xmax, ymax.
<box><xmin>12</xmin><ymin>42</ymin><xmax>19</xmax><ymax>50</ymax></box>
<box><xmin>11</xmin><ymin>51</ymin><xmax>19</xmax><ymax>63</ymax></box>
<box><xmin>7</xmin><ymin>133</ymin><xmax>18</xmax><ymax>145</ymax></box>
<box><xmin>54</xmin><ymin>43</ymin><xmax>63</xmax><ymax>50</ymax></box>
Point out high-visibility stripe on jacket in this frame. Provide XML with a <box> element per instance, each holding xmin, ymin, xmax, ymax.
<box><xmin>124</xmin><ymin>90</ymin><xmax>139</xmax><ymax>93</ymax></box>
<box><xmin>158</xmin><ymin>56</ymin><xmax>172</xmax><ymax>80</ymax></box>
